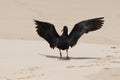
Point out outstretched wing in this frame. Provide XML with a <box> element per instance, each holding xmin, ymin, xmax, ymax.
<box><xmin>34</xmin><ymin>20</ymin><xmax>60</xmax><ymax>48</ymax></box>
<box><xmin>69</xmin><ymin>17</ymin><xmax>104</xmax><ymax>47</ymax></box>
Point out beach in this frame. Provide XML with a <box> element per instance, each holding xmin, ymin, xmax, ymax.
<box><xmin>0</xmin><ymin>0</ymin><xmax>120</xmax><ymax>80</ymax></box>
<box><xmin>0</xmin><ymin>39</ymin><xmax>120</xmax><ymax>80</ymax></box>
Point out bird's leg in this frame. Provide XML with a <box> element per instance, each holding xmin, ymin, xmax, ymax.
<box><xmin>66</xmin><ymin>49</ymin><xmax>70</xmax><ymax>59</ymax></box>
<box><xmin>59</xmin><ymin>49</ymin><xmax>62</xmax><ymax>58</ymax></box>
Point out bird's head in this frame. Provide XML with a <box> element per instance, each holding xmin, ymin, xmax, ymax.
<box><xmin>61</xmin><ymin>26</ymin><xmax>68</xmax><ymax>32</ymax></box>
<box><xmin>61</xmin><ymin>26</ymin><xmax>68</xmax><ymax>35</ymax></box>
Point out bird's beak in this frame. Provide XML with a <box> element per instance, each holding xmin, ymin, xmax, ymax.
<box><xmin>61</xmin><ymin>29</ymin><xmax>63</xmax><ymax>32</ymax></box>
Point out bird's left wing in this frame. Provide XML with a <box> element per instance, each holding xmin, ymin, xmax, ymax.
<box><xmin>34</xmin><ymin>20</ymin><xmax>60</xmax><ymax>48</ymax></box>
<box><xmin>69</xmin><ymin>17</ymin><xmax>104</xmax><ymax>47</ymax></box>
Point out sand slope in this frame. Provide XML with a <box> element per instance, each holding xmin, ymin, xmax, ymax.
<box><xmin>0</xmin><ymin>0</ymin><xmax>120</xmax><ymax>45</ymax></box>
<box><xmin>0</xmin><ymin>39</ymin><xmax>120</xmax><ymax>80</ymax></box>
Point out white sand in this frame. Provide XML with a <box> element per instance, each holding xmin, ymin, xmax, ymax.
<box><xmin>88</xmin><ymin>67</ymin><xmax>120</xmax><ymax>80</ymax></box>
<box><xmin>0</xmin><ymin>39</ymin><xmax>120</xmax><ymax>80</ymax></box>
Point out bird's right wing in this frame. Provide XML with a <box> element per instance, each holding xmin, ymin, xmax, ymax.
<box><xmin>69</xmin><ymin>17</ymin><xmax>104</xmax><ymax>47</ymax></box>
<box><xmin>34</xmin><ymin>20</ymin><xmax>60</xmax><ymax>48</ymax></box>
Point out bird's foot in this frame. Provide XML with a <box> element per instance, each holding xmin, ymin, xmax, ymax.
<box><xmin>60</xmin><ymin>56</ymin><xmax>62</xmax><ymax>59</ymax></box>
<box><xmin>60</xmin><ymin>52</ymin><xmax>62</xmax><ymax>58</ymax></box>
<box><xmin>66</xmin><ymin>56</ymin><xmax>70</xmax><ymax>60</ymax></box>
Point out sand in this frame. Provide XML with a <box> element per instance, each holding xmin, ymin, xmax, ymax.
<box><xmin>0</xmin><ymin>39</ymin><xmax>120</xmax><ymax>80</ymax></box>
<box><xmin>0</xmin><ymin>0</ymin><xmax>120</xmax><ymax>45</ymax></box>
<box><xmin>0</xmin><ymin>0</ymin><xmax>120</xmax><ymax>80</ymax></box>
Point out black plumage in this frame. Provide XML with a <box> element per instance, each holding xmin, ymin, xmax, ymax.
<box><xmin>34</xmin><ymin>17</ymin><xmax>104</xmax><ymax>59</ymax></box>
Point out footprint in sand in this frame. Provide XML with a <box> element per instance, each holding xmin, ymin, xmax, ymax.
<box><xmin>66</xmin><ymin>64</ymin><xmax>95</xmax><ymax>68</ymax></box>
<box><xmin>0</xmin><ymin>75</ymin><xmax>12</xmax><ymax>80</ymax></box>
<box><xmin>66</xmin><ymin>66</ymin><xmax>75</xmax><ymax>68</ymax></box>
<box><xmin>12</xmin><ymin>66</ymin><xmax>45</xmax><ymax>80</ymax></box>
<box><xmin>104</xmin><ymin>67</ymin><xmax>111</xmax><ymax>70</ymax></box>
<box><xmin>110</xmin><ymin>46</ymin><xmax>120</xmax><ymax>53</ymax></box>
<box><xmin>14</xmin><ymin>66</ymin><xmax>40</xmax><ymax>75</ymax></box>
<box><xmin>111</xmin><ymin>46</ymin><xmax>117</xmax><ymax>49</ymax></box>
<box><xmin>114</xmin><ymin>51</ymin><xmax>120</xmax><ymax>53</ymax></box>
<box><xmin>78</xmin><ymin>64</ymin><xmax>94</xmax><ymax>67</ymax></box>
<box><xmin>110</xmin><ymin>60</ymin><xmax>120</xmax><ymax>63</ymax></box>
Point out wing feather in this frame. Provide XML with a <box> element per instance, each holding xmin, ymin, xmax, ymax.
<box><xmin>34</xmin><ymin>20</ymin><xmax>59</xmax><ymax>48</ymax></box>
<box><xmin>69</xmin><ymin>17</ymin><xmax>104</xmax><ymax>47</ymax></box>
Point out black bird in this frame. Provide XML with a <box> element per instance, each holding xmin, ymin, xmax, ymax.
<box><xmin>34</xmin><ymin>17</ymin><xmax>104</xmax><ymax>59</ymax></box>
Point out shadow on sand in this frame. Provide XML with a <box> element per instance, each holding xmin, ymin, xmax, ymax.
<box><xmin>38</xmin><ymin>53</ymin><xmax>101</xmax><ymax>60</ymax></box>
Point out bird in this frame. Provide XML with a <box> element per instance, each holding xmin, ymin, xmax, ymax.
<box><xmin>34</xmin><ymin>17</ymin><xmax>104</xmax><ymax>59</ymax></box>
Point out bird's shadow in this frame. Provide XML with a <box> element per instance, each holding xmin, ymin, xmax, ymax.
<box><xmin>38</xmin><ymin>53</ymin><xmax>101</xmax><ymax>60</ymax></box>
